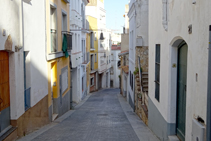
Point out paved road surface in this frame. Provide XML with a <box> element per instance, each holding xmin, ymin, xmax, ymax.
<box><xmin>18</xmin><ymin>89</ymin><xmax>159</xmax><ymax>141</ymax></box>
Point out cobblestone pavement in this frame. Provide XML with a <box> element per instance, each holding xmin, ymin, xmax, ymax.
<box><xmin>19</xmin><ymin>89</ymin><xmax>158</xmax><ymax>141</ymax></box>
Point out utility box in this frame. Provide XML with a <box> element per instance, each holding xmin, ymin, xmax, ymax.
<box><xmin>192</xmin><ymin>119</ymin><xmax>206</xmax><ymax>141</ymax></box>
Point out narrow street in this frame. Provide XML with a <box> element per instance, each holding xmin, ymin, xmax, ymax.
<box><xmin>18</xmin><ymin>89</ymin><xmax>158</xmax><ymax>141</ymax></box>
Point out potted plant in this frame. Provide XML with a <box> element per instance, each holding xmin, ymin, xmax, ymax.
<box><xmin>133</xmin><ymin>67</ymin><xmax>139</xmax><ymax>75</ymax></box>
<box><xmin>138</xmin><ymin>93</ymin><xmax>142</xmax><ymax>101</ymax></box>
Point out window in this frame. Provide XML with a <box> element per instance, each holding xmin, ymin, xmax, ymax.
<box><xmin>111</xmin><ymin>67</ymin><xmax>114</xmax><ymax>74</ymax></box>
<box><xmin>129</xmin><ymin>71</ymin><xmax>133</xmax><ymax>91</ymax></box>
<box><xmin>82</xmin><ymin>77</ymin><xmax>84</xmax><ymax>92</ymax></box>
<box><xmin>155</xmin><ymin>44</ymin><xmax>160</xmax><ymax>101</ymax></box>
<box><xmin>90</xmin><ymin>77</ymin><xmax>94</xmax><ymax>86</ymax></box>
<box><xmin>24</xmin><ymin>51</ymin><xmax>31</xmax><ymax>111</ymax></box>
<box><xmin>124</xmin><ymin>56</ymin><xmax>126</xmax><ymax>66</ymax></box>
<box><xmin>91</xmin><ymin>54</ymin><xmax>94</xmax><ymax>70</ymax></box>
<box><xmin>62</xmin><ymin>12</ymin><xmax>67</xmax><ymax>31</ymax></box>
<box><xmin>95</xmin><ymin>54</ymin><xmax>97</xmax><ymax>63</ymax></box>
<box><xmin>90</xmin><ymin>32</ymin><xmax>94</xmax><ymax>48</ymax></box>
<box><xmin>162</xmin><ymin>0</ymin><xmax>168</xmax><ymax>30</ymax></box>
<box><xmin>50</xmin><ymin>5</ymin><xmax>57</xmax><ymax>52</ymax></box>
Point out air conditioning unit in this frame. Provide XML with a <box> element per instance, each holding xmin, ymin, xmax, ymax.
<box><xmin>192</xmin><ymin>118</ymin><xmax>205</xmax><ymax>141</ymax></box>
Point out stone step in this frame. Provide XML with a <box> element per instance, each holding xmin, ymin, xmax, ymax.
<box><xmin>168</xmin><ymin>136</ymin><xmax>180</xmax><ymax>141</ymax></box>
<box><xmin>143</xmin><ymin>88</ymin><xmax>148</xmax><ymax>92</ymax></box>
<box><xmin>143</xmin><ymin>80</ymin><xmax>148</xmax><ymax>83</ymax></box>
<box><xmin>0</xmin><ymin>126</ymin><xmax>17</xmax><ymax>141</ymax></box>
<box><xmin>142</xmin><ymin>72</ymin><xmax>148</xmax><ymax>75</ymax></box>
<box><xmin>143</xmin><ymin>84</ymin><xmax>148</xmax><ymax>88</ymax></box>
<box><xmin>142</xmin><ymin>76</ymin><xmax>148</xmax><ymax>79</ymax></box>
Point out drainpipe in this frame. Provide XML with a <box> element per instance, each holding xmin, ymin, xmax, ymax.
<box><xmin>207</xmin><ymin>25</ymin><xmax>211</xmax><ymax>141</ymax></box>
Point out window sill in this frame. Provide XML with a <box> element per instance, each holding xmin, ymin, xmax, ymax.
<box><xmin>47</xmin><ymin>51</ymin><xmax>68</xmax><ymax>61</ymax></box>
<box><xmin>90</xmin><ymin>48</ymin><xmax>95</xmax><ymax>51</ymax></box>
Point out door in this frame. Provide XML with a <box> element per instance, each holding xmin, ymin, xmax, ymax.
<box><xmin>98</xmin><ymin>74</ymin><xmax>102</xmax><ymax>89</ymax></box>
<box><xmin>0</xmin><ymin>51</ymin><xmax>10</xmax><ymax>132</ymax></box>
<box><xmin>106</xmin><ymin>73</ymin><xmax>108</xmax><ymax>88</ymax></box>
<box><xmin>176</xmin><ymin>43</ymin><xmax>187</xmax><ymax>141</ymax></box>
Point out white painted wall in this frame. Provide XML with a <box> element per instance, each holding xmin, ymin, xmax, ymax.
<box><xmin>70</xmin><ymin>0</ymin><xmax>88</xmax><ymax>102</ymax></box>
<box><xmin>128</xmin><ymin>1</ymin><xmax>136</xmax><ymax>104</ymax></box>
<box><xmin>111</xmin><ymin>50</ymin><xmax>121</xmax><ymax>88</ymax></box>
<box><xmin>23</xmin><ymin>0</ymin><xmax>48</xmax><ymax>108</ymax></box>
<box><xmin>0</xmin><ymin>0</ymin><xmax>48</xmax><ymax>120</ymax></box>
<box><xmin>149</xmin><ymin>0</ymin><xmax>210</xmax><ymax>140</ymax></box>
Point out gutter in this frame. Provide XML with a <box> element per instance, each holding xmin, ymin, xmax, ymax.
<box><xmin>207</xmin><ymin>25</ymin><xmax>211</xmax><ymax>141</ymax></box>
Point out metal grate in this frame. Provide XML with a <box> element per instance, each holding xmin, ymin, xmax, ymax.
<box><xmin>66</xmin><ymin>34</ymin><xmax>72</xmax><ymax>50</ymax></box>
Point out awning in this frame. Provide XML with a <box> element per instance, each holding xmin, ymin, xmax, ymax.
<box><xmin>118</xmin><ymin>50</ymin><xmax>129</xmax><ymax>56</ymax></box>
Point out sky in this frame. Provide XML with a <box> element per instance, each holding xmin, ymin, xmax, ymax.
<box><xmin>104</xmin><ymin>0</ymin><xmax>129</xmax><ymax>33</ymax></box>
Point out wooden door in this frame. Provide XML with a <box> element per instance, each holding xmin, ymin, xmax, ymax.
<box><xmin>176</xmin><ymin>43</ymin><xmax>187</xmax><ymax>141</ymax></box>
<box><xmin>0</xmin><ymin>51</ymin><xmax>10</xmax><ymax>132</ymax></box>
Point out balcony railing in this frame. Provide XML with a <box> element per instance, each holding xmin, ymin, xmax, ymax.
<box><xmin>62</xmin><ymin>31</ymin><xmax>73</xmax><ymax>50</ymax></box>
<box><xmin>51</xmin><ymin>29</ymin><xmax>57</xmax><ymax>52</ymax></box>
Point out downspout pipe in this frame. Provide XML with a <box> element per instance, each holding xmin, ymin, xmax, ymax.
<box><xmin>207</xmin><ymin>25</ymin><xmax>211</xmax><ymax>141</ymax></box>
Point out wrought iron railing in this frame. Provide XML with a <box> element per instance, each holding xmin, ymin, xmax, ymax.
<box><xmin>62</xmin><ymin>31</ymin><xmax>73</xmax><ymax>51</ymax></box>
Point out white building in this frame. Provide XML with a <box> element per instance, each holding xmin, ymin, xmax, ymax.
<box><xmin>70</xmin><ymin>0</ymin><xmax>89</xmax><ymax>103</ymax></box>
<box><xmin>148</xmin><ymin>0</ymin><xmax>210</xmax><ymax>141</ymax></box>
<box><xmin>111</xmin><ymin>33</ymin><xmax>121</xmax><ymax>45</ymax></box>
<box><xmin>127</xmin><ymin>0</ymin><xmax>148</xmax><ymax>110</ymax></box>
<box><xmin>110</xmin><ymin>45</ymin><xmax>121</xmax><ymax>88</ymax></box>
<box><xmin>0</xmin><ymin>0</ymin><xmax>48</xmax><ymax>139</ymax></box>
<box><xmin>96</xmin><ymin>0</ymin><xmax>111</xmax><ymax>89</ymax></box>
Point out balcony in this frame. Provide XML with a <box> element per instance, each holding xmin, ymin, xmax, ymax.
<box><xmin>71</xmin><ymin>51</ymin><xmax>82</xmax><ymax>68</ymax></box>
<box><xmin>70</xmin><ymin>11</ymin><xmax>82</xmax><ymax>28</ymax></box>
<box><xmin>82</xmin><ymin>52</ymin><xmax>90</xmax><ymax>65</ymax></box>
<box><xmin>62</xmin><ymin>31</ymin><xmax>73</xmax><ymax>51</ymax></box>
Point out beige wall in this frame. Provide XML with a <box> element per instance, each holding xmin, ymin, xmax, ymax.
<box><xmin>121</xmin><ymin>34</ymin><xmax>129</xmax><ymax>52</ymax></box>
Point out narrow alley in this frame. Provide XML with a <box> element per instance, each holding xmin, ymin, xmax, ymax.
<box><xmin>18</xmin><ymin>89</ymin><xmax>158</xmax><ymax>141</ymax></box>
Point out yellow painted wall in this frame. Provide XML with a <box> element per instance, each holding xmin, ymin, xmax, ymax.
<box><xmin>46</xmin><ymin>0</ymin><xmax>70</xmax><ymax>53</ymax></box>
<box><xmin>46</xmin><ymin>0</ymin><xmax>70</xmax><ymax>108</ymax></box>
<box><xmin>87</xmin><ymin>16</ymin><xmax>98</xmax><ymax>70</ymax></box>
<box><xmin>86</xmin><ymin>34</ymin><xmax>90</xmax><ymax>87</ymax></box>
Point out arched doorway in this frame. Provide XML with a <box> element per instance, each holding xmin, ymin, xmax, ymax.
<box><xmin>176</xmin><ymin>42</ymin><xmax>188</xmax><ymax>141</ymax></box>
<box><xmin>169</xmin><ymin>37</ymin><xmax>188</xmax><ymax>141</ymax></box>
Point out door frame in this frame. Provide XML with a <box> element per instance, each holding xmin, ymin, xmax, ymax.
<box><xmin>176</xmin><ymin>41</ymin><xmax>188</xmax><ymax>141</ymax></box>
<box><xmin>169</xmin><ymin>37</ymin><xmax>188</xmax><ymax>138</ymax></box>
